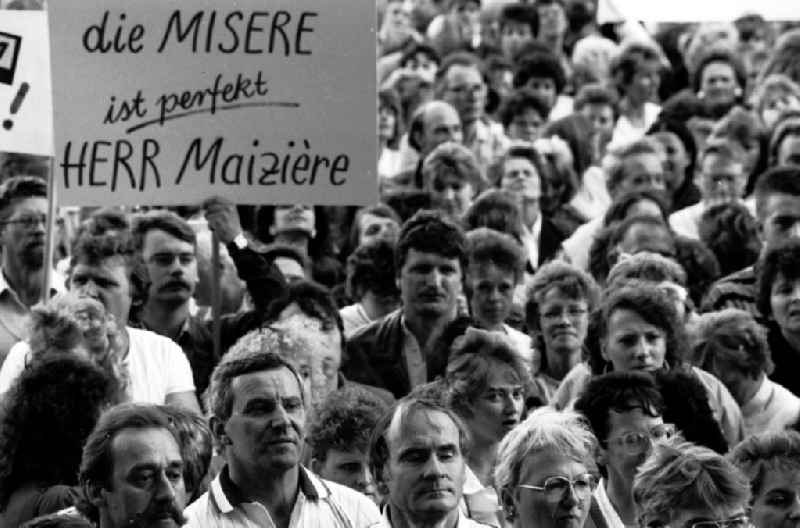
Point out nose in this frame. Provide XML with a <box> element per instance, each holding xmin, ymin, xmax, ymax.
<box><xmin>357</xmin><ymin>467</ymin><xmax>374</xmax><ymax>492</ymax></box>
<box><xmin>502</xmin><ymin>392</ymin><xmax>517</xmax><ymax>414</ymax></box>
<box><xmin>422</xmin><ymin>453</ymin><xmax>446</xmax><ymax>478</ymax></box>
<box><xmin>449</xmin><ymin>128</ymin><xmax>463</xmax><ymax>144</ymax></box>
<box><xmin>154</xmin><ymin>471</ymin><xmax>178</xmax><ymax>502</ymax></box>
<box><xmin>787</xmin><ymin>495</ymin><xmax>800</xmax><ymax>519</ymax></box>
<box><xmin>789</xmin><ymin>222</ymin><xmax>800</xmax><ymax>239</ymax></box>
<box><xmin>76</xmin><ymin>279</ymin><xmax>99</xmax><ymax>299</ymax></box>
<box><xmin>560</xmin><ymin>482</ymin><xmax>579</xmax><ymax>507</ymax></box>
<box><xmin>633</xmin><ymin>337</ymin><xmax>652</xmax><ymax>359</ymax></box>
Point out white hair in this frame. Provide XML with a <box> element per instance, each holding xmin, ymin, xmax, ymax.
<box><xmin>494</xmin><ymin>407</ymin><xmax>598</xmax><ymax>492</ymax></box>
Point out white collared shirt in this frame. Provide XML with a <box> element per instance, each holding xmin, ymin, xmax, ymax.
<box><xmin>521</xmin><ymin>215</ymin><xmax>543</xmax><ymax>271</ymax></box>
<box><xmin>185</xmin><ymin>466</ymin><xmax>382</xmax><ymax>528</ymax></box>
<box><xmin>669</xmin><ymin>199</ymin><xmax>757</xmax><ymax>240</ymax></box>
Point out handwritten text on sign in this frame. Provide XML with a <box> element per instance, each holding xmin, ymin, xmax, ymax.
<box><xmin>49</xmin><ymin>1</ymin><xmax>376</xmax><ymax>206</ymax></box>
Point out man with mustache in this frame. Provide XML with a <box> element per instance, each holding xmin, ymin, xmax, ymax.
<box><xmin>185</xmin><ymin>345</ymin><xmax>382</xmax><ymax>527</ymax></box>
<box><xmin>77</xmin><ymin>404</ymin><xmax>189</xmax><ymax>528</ymax></box>
<box><xmin>0</xmin><ymin>176</ymin><xmax>62</xmax><ymax>366</ymax></box>
<box><xmin>344</xmin><ymin>210</ymin><xmax>467</xmax><ymax>398</ymax></box>
<box><xmin>133</xmin><ymin>199</ymin><xmax>287</xmax><ymax>396</ymax></box>
<box><xmin>368</xmin><ymin>396</ymin><xmax>490</xmax><ymax>527</ymax></box>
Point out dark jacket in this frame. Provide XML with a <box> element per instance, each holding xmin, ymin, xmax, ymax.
<box><xmin>342</xmin><ymin>310</ymin><xmax>447</xmax><ymax>398</ymax></box>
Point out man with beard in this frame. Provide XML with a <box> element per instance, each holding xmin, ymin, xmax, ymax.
<box><xmin>185</xmin><ymin>347</ymin><xmax>382</xmax><ymax>526</ymax></box>
<box><xmin>77</xmin><ymin>404</ymin><xmax>188</xmax><ymax>528</ymax></box>
<box><xmin>368</xmin><ymin>396</ymin><xmax>490</xmax><ymax>527</ymax></box>
<box><xmin>133</xmin><ymin>199</ymin><xmax>287</xmax><ymax>396</ymax></box>
<box><xmin>344</xmin><ymin>210</ymin><xmax>467</xmax><ymax>398</ymax></box>
<box><xmin>574</xmin><ymin>372</ymin><xmax>675</xmax><ymax>528</ymax></box>
<box><xmin>0</xmin><ymin>176</ymin><xmax>61</xmax><ymax>365</ymax></box>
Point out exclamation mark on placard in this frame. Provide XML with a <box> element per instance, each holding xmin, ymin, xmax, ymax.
<box><xmin>2</xmin><ymin>82</ymin><xmax>29</xmax><ymax>130</ymax></box>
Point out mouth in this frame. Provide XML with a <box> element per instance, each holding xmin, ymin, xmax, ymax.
<box><xmin>502</xmin><ymin>418</ymin><xmax>519</xmax><ymax>428</ymax></box>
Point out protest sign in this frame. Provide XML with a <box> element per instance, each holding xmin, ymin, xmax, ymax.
<box><xmin>49</xmin><ymin>0</ymin><xmax>377</xmax><ymax>206</ymax></box>
<box><xmin>0</xmin><ymin>10</ymin><xmax>53</xmax><ymax>156</ymax></box>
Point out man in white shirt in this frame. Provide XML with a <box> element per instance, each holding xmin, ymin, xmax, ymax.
<box><xmin>185</xmin><ymin>347</ymin><xmax>381</xmax><ymax>527</ymax></box>
<box><xmin>68</xmin><ymin>227</ymin><xmax>200</xmax><ymax>411</ymax></box>
<box><xmin>670</xmin><ymin>141</ymin><xmax>754</xmax><ymax>240</ymax></box>
<box><xmin>368</xmin><ymin>397</ymin><xmax>491</xmax><ymax>527</ymax></box>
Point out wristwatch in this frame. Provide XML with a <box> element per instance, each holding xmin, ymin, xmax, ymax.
<box><xmin>232</xmin><ymin>233</ymin><xmax>248</xmax><ymax>250</ymax></box>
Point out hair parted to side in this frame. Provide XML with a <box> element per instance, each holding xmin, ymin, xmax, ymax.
<box><xmin>206</xmin><ymin>329</ymin><xmax>307</xmax><ymax>423</ymax></box>
<box><xmin>369</xmin><ymin>396</ymin><xmax>472</xmax><ymax>490</ymax></box>
<box><xmin>606</xmin><ymin>252</ymin><xmax>688</xmax><ymax>289</ymax></box>
<box><xmin>495</xmin><ymin>407</ymin><xmax>598</xmax><ymax>493</ymax></box>
<box><xmin>466</xmin><ymin>227</ymin><xmax>526</xmax><ymax>284</ymax></box>
<box><xmin>693</xmin><ymin>308</ymin><xmax>772</xmax><ymax>378</ymax></box>
<box><xmin>444</xmin><ymin>328</ymin><xmax>531</xmax><ymax>419</ymax></box>
<box><xmin>77</xmin><ymin>404</ymin><xmax>176</xmax><ymax>522</ymax></box>
<box><xmin>131</xmin><ymin>209</ymin><xmax>196</xmax><ymax>251</ymax></box>
<box><xmin>633</xmin><ymin>438</ymin><xmax>750</xmax><ymax>524</ymax></box>
<box><xmin>728</xmin><ymin>430</ymin><xmax>800</xmax><ymax>498</ymax></box>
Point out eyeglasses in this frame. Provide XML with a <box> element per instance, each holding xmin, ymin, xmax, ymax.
<box><xmin>541</xmin><ymin>306</ymin><xmax>588</xmax><ymax>322</ymax></box>
<box><xmin>606</xmin><ymin>424</ymin><xmax>676</xmax><ymax>455</ymax></box>
<box><xmin>518</xmin><ymin>473</ymin><xmax>598</xmax><ymax>503</ymax></box>
<box><xmin>690</xmin><ymin>516</ymin><xmax>752</xmax><ymax>528</ymax></box>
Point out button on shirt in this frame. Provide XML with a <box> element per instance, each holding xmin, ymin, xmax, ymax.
<box><xmin>184</xmin><ymin>466</ymin><xmax>382</xmax><ymax>528</ymax></box>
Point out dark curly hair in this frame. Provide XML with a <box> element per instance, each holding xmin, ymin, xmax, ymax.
<box><xmin>757</xmin><ymin>239</ymin><xmax>800</xmax><ymax>320</ymax></box>
<box><xmin>574</xmin><ymin>371</ymin><xmax>664</xmax><ymax>444</ymax></box>
<box><xmin>263</xmin><ymin>280</ymin><xmax>344</xmax><ymax>348</ymax></box>
<box><xmin>610</xmin><ymin>42</ymin><xmax>663</xmax><ymax>98</ymax></box>
<box><xmin>698</xmin><ymin>202</ymin><xmax>761</xmax><ymax>277</ymax></box>
<box><xmin>465</xmin><ymin>227</ymin><xmax>526</xmax><ymax>284</ymax></box>
<box><xmin>0</xmin><ymin>175</ymin><xmax>47</xmax><ymax>223</ymax></box>
<box><xmin>498</xmin><ymin>87</ymin><xmax>550</xmax><ymax>129</ymax></box>
<box><xmin>308</xmin><ymin>385</ymin><xmax>389</xmax><ymax>461</ymax></box>
<box><xmin>654</xmin><ymin>369</ymin><xmax>728</xmax><ymax>453</ymax></box>
<box><xmin>395</xmin><ymin>209</ymin><xmax>467</xmax><ymax>274</ymax></box>
<box><xmin>345</xmin><ymin>240</ymin><xmax>400</xmax><ymax>300</ymax></box>
<box><xmin>513</xmin><ymin>51</ymin><xmax>567</xmax><ymax>97</ymax></box>
<box><xmin>691</xmin><ymin>48</ymin><xmax>747</xmax><ymax>95</ymax></box>
<box><xmin>589</xmin><ymin>281</ymin><xmax>688</xmax><ymax>375</ymax></box>
<box><xmin>0</xmin><ymin>355</ymin><xmax>114</xmax><ymax>508</ymax></box>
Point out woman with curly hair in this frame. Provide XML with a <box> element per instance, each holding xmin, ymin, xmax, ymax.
<box><xmin>0</xmin><ymin>355</ymin><xmax>115</xmax><ymax>527</ymax></box>
<box><xmin>634</xmin><ymin>438</ymin><xmax>751</xmax><ymax>527</ymax></box>
<box><xmin>0</xmin><ymin>293</ymin><xmax>128</xmax><ymax>401</ymax></box>
<box><xmin>525</xmin><ymin>260</ymin><xmax>599</xmax><ymax>403</ymax></box>
<box><xmin>444</xmin><ymin>328</ymin><xmax>530</xmax><ymax>527</ymax></box>
<box><xmin>552</xmin><ymin>281</ymin><xmax>744</xmax><ymax>449</ymax></box>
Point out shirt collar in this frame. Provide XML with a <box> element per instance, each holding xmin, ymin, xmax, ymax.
<box><xmin>0</xmin><ymin>269</ymin><xmax>64</xmax><ymax>297</ymax></box>
<box><xmin>214</xmin><ymin>465</ymin><xmax>320</xmax><ymax>513</ymax></box>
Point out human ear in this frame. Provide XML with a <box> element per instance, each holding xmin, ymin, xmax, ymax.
<box><xmin>210</xmin><ymin>416</ymin><xmax>230</xmax><ymax>448</ymax></box>
<box><xmin>500</xmin><ymin>487</ymin><xmax>518</xmax><ymax>522</ymax></box>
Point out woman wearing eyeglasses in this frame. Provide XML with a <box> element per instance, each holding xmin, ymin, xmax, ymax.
<box><xmin>575</xmin><ymin>371</ymin><xmax>675</xmax><ymax>528</ymax></box>
<box><xmin>634</xmin><ymin>438</ymin><xmax>752</xmax><ymax>528</ymax></box>
<box><xmin>553</xmin><ymin>281</ymin><xmax>744</xmax><ymax>449</ymax></box>
<box><xmin>495</xmin><ymin>407</ymin><xmax>600</xmax><ymax>528</ymax></box>
<box><xmin>524</xmin><ymin>261</ymin><xmax>600</xmax><ymax>403</ymax></box>
<box><xmin>728</xmin><ymin>430</ymin><xmax>800</xmax><ymax>528</ymax></box>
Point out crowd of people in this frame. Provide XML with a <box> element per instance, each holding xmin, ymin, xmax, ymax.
<box><xmin>2</xmin><ymin>0</ymin><xmax>800</xmax><ymax>527</ymax></box>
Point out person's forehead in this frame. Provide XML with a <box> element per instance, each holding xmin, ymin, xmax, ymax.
<box><xmin>540</xmin><ymin>286</ymin><xmax>586</xmax><ymax>306</ymax></box>
<box><xmin>484</xmin><ymin>361</ymin><xmax>523</xmax><ymax>387</ymax></box>
<box><xmin>327</xmin><ymin>447</ymin><xmax>369</xmax><ymax>463</ymax></box>
<box><xmin>758</xmin><ymin>466</ymin><xmax>800</xmax><ymax>494</ymax></box>
<box><xmin>607</xmin><ymin>407</ymin><xmax>662</xmax><ymax>433</ymax></box>
<box><xmin>72</xmin><ymin>257</ymin><xmax>129</xmax><ymax>278</ymax></box>
<box><xmin>274</xmin><ymin>257</ymin><xmax>305</xmax><ymax>278</ymax></box>
<box><xmin>778</xmin><ymin>133</ymin><xmax>800</xmax><ymax>150</ymax></box>
<box><xmin>472</xmin><ymin>260</ymin><xmax>515</xmax><ymax>281</ymax></box>
<box><xmin>703</xmin><ymin>61</ymin><xmax>735</xmax><ymax>77</ymax></box>
<box><xmin>702</xmin><ymin>154</ymin><xmax>742</xmax><ymax>172</ymax></box>
<box><xmin>404</xmin><ymin>248</ymin><xmax>461</xmax><ymax>267</ymax></box>
<box><xmin>110</xmin><ymin>427</ymin><xmax>181</xmax><ymax>473</ymax></box>
<box><xmin>142</xmin><ymin>228</ymin><xmax>195</xmax><ymax>253</ymax></box>
<box><xmin>361</xmin><ymin>212</ymin><xmax>397</xmax><ymax>228</ymax></box>
<box><xmin>764</xmin><ymin>193</ymin><xmax>800</xmax><ymax>216</ymax></box>
<box><xmin>231</xmin><ymin>367</ymin><xmax>303</xmax><ymax>403</ymax></box>
<box><xmin>608</xmin><ymin>307</ymin><xmax>661</xmax><ymax>332</ymax></box>
<box><xmin>446</xmin><ymin>64</ymin><xmax>482</xmax><ymax>84</ymax></box>
<box><xmin>426</xmin><ymin>104</ymin><xmax>460</xmax><ymax>125</ymax></box>
<box><xmin>391</xmin><ymin>408</ymin><xmax>460</xmax><ymax>448</ymax></box>
<box><xmin>519</xmin><ymin>449</ymin><xmax>589</xmax><ymax>484</ymax></box>
<box><xmin>624</xmin><ymin>152</ymin><xmax>662</xmax><ymax>171</ymax></box>
<box><xmin>8</xmin><ymin>196</ymin><xmax>46</xmax><ymax>216</ymax></box>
